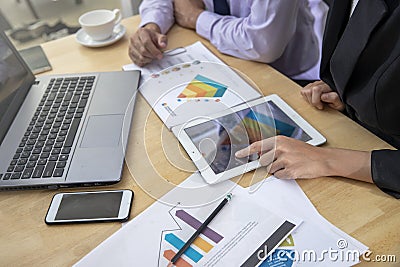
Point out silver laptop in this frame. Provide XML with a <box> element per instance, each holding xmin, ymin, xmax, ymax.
<box><xmin>0</xmin><ymin>32</ymin><xmax>140</xmax><ymax>190</ymax></box>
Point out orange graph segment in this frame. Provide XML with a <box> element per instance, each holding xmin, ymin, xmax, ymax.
<box><xmin>191</xmin><ymin>81</ymin><xmax>218</xmax><ymax>97</ymax></box>
<box><xmin>186</xmin><ymin>84</ymin><xmax>207</xmax><ymax>97</ymax></box>
<box><xmin>177</xmin><ymin>75</ymin><xmax>227</xmax><ymax>98</ymax></box>
<box><xmin>163</xmin><ymin>250</ymin><xmax>193</xmax><ymax>267</ymax></box>
<box><xmin>178</xmin><ymin>88</ymin><xmax>198</xmax><ymax>98</ymax></box>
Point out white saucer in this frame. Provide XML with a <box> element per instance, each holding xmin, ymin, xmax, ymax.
<box><xmin>76</xmin><ymin>24</ymin><xmax>126</xmax><ymax>48</ymax></box>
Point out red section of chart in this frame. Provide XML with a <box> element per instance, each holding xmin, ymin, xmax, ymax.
<box><xmin>163</xmin><ymin>250</ymin><xmax>193</xmax><ymax>267</ymax></box>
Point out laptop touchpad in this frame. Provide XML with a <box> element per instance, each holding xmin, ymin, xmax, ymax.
<box><xmin>80</xmin><ymin>115</ymin><xmax>123</xmax><ymax>148</ymax></box>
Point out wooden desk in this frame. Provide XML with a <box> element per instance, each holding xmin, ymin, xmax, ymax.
<box><xmin>1</xmin><ymin>16</ymin><xmax>398</xmax><ymax>266</ymax></box>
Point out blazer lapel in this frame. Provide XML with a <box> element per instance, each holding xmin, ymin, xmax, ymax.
<box><xmin>320</xmin><ymin>0</ymin><xmax>351</xmax><ymax>75</ymax></box>
<box><xmin>330</xmin><ymin>0</ymin><xmax>388</xmax><ymax>96</ymax></box>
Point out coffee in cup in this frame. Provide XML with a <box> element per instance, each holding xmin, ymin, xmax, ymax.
<box><xmin>79</xmin><ymin>9</ymin><xmax>122</xmax><ymax>41</ymax></box>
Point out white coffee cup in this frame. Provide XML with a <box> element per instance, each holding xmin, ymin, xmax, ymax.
<box><xmin>79</xmin><ymin>9</ymin><xmax>122</xmax><ymax>41</ymax></box>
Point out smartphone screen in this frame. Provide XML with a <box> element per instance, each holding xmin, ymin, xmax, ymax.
<box><xmin>56</xmin><ymin>191</ymin><xmax>123</xmax><ymax>220</ymax></box>
<box><xmin>46</xmin><ymin>190</ymin><xmax>133</xmax><ymax>224</ymax></box>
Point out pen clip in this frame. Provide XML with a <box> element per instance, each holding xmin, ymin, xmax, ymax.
<box><xmin>163</xmin><ymin>47</ymin><xmax>187</xmax><ymax>56</ymax></box>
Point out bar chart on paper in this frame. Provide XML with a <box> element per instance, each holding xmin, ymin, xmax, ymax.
<box><xmin>160</xmin><ymin>209</ymin><xmax>224</xmax><ymax>267</ymax></box>
<box><xmin>130</xmin><ymin>42</ymin><xmax>262</xmax><ymax>129</ymax></box>
<box><xmin>74</xmin><ymin>175</ymin><xmax>306</xmax><ymax>267</ymax></box>
<box><xmin>178</xmin><ymin>75</ymin><xmax>228</xmax><ymax>99</ymax></box>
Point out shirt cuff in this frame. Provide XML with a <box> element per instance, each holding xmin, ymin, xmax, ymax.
<box><xmin>196</xmin><ymin>11</ymin><xmax>222</xmax><ymax>40</ymax></box>
<box><xmin>139</xmin><ymin>12</ymin><xmax>171</xmax><ymax>34</ymax></box>
<box><xmin>371</xmin><ymin>150</ymin><xmax>400</xmax><ymax>198</ymax></box>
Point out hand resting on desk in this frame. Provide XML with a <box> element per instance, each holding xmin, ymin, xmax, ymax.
<box><xmin>300</xmin><ymin>80</ymin><xmax>345</xmax><ymax>111</ymax></box>
<box><xmin>128</xmin><ymin>23</ymin><xmax>167</xmax><ymax>66</ymax></box>
<box><xmin>128</xmin><ymin>0</ymin><xmax>203</xmax><ymax>66</ymax></box>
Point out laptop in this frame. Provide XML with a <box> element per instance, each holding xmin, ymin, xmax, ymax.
<box><xmin>0</xmin><ymin>32</ymin><xmax>140</xmax><ymax>190</ymax></box>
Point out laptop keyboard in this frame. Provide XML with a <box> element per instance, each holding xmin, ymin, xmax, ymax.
<box><xmin>2</xmin><ymin>76</ymin><xmax>95</xmax><ymax>180</ymax></box>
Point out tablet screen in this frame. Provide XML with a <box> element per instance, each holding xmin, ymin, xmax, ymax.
<box><xmin>184</xmin><ymin>101</ymin><xmax>311</xmax><ymax>174</ymax></box>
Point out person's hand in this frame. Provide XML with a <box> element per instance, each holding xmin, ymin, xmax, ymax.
<box><xmin>128</xmin><ymin>23</ymin><xmax>168</xmax><ymax>66</ymax></box>
<box><xmin>235</xmin><ymin>136</ymin><xmax>372</xmax><ymax>182</ymax></box>
<box><xmin>173</xmin><ymin>0</ymin><xmax>205</xmax><ymax>30</ymax></box>
<box><xmin>301</xmin><ymin>80</ymin><xmax>345</xmax><ymax>111</ymax></box>
<box><xmin>235</xmin><ymin>136</ymin><xmax>335</xmax><ymax>179</ymax></box>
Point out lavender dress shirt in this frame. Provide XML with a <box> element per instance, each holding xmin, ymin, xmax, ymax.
<box><xmin>139</xmin><ymin>0</ymin><xmax>328</xmax><ymax>80</ymax></box>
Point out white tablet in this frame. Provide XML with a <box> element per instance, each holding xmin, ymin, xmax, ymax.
<box><xmin>172</xmin><ymin>94</ymin><xmax>326</xmax><ymax>184</ymax></box>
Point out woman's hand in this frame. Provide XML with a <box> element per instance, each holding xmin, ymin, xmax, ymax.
<box><xmin>235</xmin><ymin>136</ymin><xmax>372</xmax><ymax>182</ymax></box>
<box><xmin>301</xmin><ymin>80</ymin><xmax>345</xmax><ymax>111</ymax></box>
<box><xmin>236</xmin><ymin>136</ymin><xmax>333</xmax><ymax>179</ymax></box>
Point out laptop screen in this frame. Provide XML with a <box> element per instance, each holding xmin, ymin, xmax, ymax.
<box><xmin>0</xmin><ymin>32</ymin><xmax>35</xmax><ymax>143</ymax></box>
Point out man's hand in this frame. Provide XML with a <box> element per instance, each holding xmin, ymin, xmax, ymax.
<box><xmin>173</xmin><ymin>0</ymin><xmax>205</xmax><ymax>29</ymax></box>
<box><xmin>301</xmin><ymin>80</ymin><xmax>345</xmax><ymax>111</ymax></box>
<box><xmin>128</xmin><ymin>23</ymin><xmax>168</xmax><ymax>66</ymax></box>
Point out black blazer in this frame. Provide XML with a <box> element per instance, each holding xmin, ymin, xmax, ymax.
<box><xmin>320</xmin><ymin>0</ymin><xmax>400</xmax><ymax>198</ymax></box>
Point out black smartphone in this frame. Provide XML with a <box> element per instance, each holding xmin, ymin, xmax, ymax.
<box><xmin>45</xmin><ymin>190</ymin><xmax>133</xmax><ymax>224</ymax></box>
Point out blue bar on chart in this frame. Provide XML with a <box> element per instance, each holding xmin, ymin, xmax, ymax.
<box><xmin>164</xmin><ymin>233</ymin><xmax>203</xmax><ymax>263</ymax></box>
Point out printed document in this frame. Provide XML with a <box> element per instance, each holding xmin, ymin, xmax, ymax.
<box><xmin>124</xmin><ymin>42</ymin><xmax>262</xmax><ymax>129</ymax></box>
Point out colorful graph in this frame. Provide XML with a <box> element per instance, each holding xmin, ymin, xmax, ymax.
<box><xmin>175</xmin><ymin>210</ymin><xmax>224</xmax><ymax>243</ymax></box>
<box><xmin>242</xmin><ymin>110</ymin><xmax>295</xmax><ymax>142</ymax></box>
<box><xmin>178</xmin><ymin>74</ymin><xmax>227</xmax><ymax>98</ymax></box>
<box><xmin>163</xmin><ymin>250</ymin><xmax>192</xmax><ymax>267</ymax></box>
<box><xmin>165</xmin><ymin>233</ymin><xmax>203</xmax><ymax>262</ymax></box>
<box><xmin>162</xmin><ymin>209</ymin><xmax>224</xmax><ymax>266</ymax></box>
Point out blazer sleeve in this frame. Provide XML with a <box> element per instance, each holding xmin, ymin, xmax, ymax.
<box><xmin>371</xmin><ymin>150</ymin><xmax>400</xmax><ymax>198</ymax></box>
